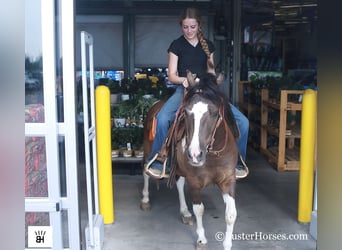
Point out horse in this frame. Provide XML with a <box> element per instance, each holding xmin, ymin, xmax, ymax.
<box><xmin>141</xmin><ymin>70</ymin><xmax>238</xmax><ymax>250</ymax></box>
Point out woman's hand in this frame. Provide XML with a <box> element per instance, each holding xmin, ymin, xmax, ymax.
<box><xmin>182</xmin><ymin>78</ymin><xmax>189</xmax><ymax>88</ymax></box>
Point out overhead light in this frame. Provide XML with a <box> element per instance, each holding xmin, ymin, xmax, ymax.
<box><xmin>280</xmin><ymin>3</ymin><xmax>317</xmax><ymax>8</ymax></box>
<box><xmin>284</xmin><ymin>20</ymin><xmax>310</xmax><ymax>24</ymax></box>
<box><xmin>274</xmin><ymin>12</ymin><xmax>298</xmax><ymax>16</ymax></box>
<box><xmin>262</xmin><ymin>22</ymin><xmax>273</xmax><ymax>26</ymax></box>
<box><xmin>284</xmin><ymin>21</ymin><xmax>299</xmax><ymax>24</ymax></box>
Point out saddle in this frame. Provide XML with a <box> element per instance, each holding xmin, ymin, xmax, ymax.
<box><xmin>148</xmin><ymin>103</ymin><xmax>185</xmax><ymax>154</ymax></box>
<box><xmin>144</xmin><ymin>99</ymin><xmax>186</xmax><ymax>186</ymax></box>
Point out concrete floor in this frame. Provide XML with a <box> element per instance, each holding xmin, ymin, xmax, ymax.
<box><xmin>84</xmin><ymin>147</ymin><xmax>317</xmax><ymax>250</ymax></box>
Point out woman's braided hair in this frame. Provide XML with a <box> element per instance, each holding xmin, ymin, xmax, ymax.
<box><xmin>179</xmin><ymin>7</ymin><xmax>215</xmax><ymax>71</ymax></box>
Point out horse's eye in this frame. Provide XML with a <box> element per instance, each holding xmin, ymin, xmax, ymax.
<box><xmin>208</xmin><ymin>109</ymin><xmax>218</xmax><ymax>117</ymax></box>
<box><xmin>184</xmin><ymin>109</ymin><xmax>191</xmax><ymax>116</ymax></box>
<box><xmin>211</xmin><ymin>111</ymin><xmax>218</xmax><ymax>117</ymax></box>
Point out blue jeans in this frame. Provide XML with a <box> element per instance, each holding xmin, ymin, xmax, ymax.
<box><xmin>229</xmin><ymin>104</ymin><xmax>249</xmax><ymax>165</ymax></box>
<box><xmin>147</xmin><ymin>85</ymin><xmax>249</xmax><ymax>170</ymax></box>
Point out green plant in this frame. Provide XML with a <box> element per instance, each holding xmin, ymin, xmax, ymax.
<box><xmin>111</xmin><ymin>127</ymin><xmax>143</xmax><ymax>149</ymax></box>
<box><xmin>133</xmin><ymin>97</ymin><xmax>158</xmax><ymax>119</ymax></box>
<box><xmin>111</xmin><ymin>101</ymin><xmax>130</xmax><ymax>118</ymax></box>
<box><xmin>250</xmin><ymin>75</ymin><xmax>304</xmax><ymax>100</ymax></box>
<box><xmin>111</xmin><ymin>95</ymin><xmax>158</xmax><ymax>119</ymax></box>
<box><xmin>110</xmin><ymin>76</ymin><xmax>173</xmax><ymax>152</ymax></box>
<box><xmin>130</xmin><ymin>126</ymin><xmax>144</xmax><ymax>149</ymax></box>
<box><xmin>111</xmin><ymin>140</ymin><xmax>120</xmax><ymax>150</ymax></box>
<box><xmin>107</xmin><ymin>79</ymin><xmax>122</xmax><ymax>94</ymax></box>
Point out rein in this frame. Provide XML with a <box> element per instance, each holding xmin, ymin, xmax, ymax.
<box><xmin>206</xmin><ymin>102</ymin><xmax>229</xmax><ymax>156</ymax></box>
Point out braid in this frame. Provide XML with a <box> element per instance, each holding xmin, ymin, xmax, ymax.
<box><xmin>197</xmin><ymin>31</ymin><xmax>214</xmax><ymax>71</ymax></box>
<box><xmin>197</xmin><ymin>31</ymin><xmax>210</xmax><ymax>58</ymax></box>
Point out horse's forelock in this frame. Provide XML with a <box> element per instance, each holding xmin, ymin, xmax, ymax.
<box><xmin>185</xmin><ymin>73</ymin><xmax>225</xmax><ymax>108</ymax></box>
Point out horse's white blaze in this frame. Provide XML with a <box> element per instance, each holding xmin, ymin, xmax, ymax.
<box><xmin>222</xmin><ymin>193</ymin><xmax>237</xmax><ymax>250</ymax></box>
<box><xmin>189</xmin><ymin>102</ymin><xmax>208</xmax><ymax>162</ymax></box>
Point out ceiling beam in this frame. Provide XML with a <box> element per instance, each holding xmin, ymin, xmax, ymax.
<box><xmin>76</xmin><ymin>0</ymin><xmax>216</xmax><ymax>15</ymax></box>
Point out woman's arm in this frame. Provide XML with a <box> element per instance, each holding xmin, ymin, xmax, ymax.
<box><xmin>168</xmin><ymin>52</ymin><xmax>188</xmax><ymax>87</ymax></box>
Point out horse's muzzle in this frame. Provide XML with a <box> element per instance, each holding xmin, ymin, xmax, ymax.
<box><xmin>187</xmin><ymin>149</ymin><xmax>206</xmax><ymax>167</ymax></box>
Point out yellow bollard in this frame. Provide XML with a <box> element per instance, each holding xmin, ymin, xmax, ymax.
<box><xmin>95</xmin><ymin>86</ymin><xmax>114</xmax><ymax>224</ymax></box>
<box><xmin>298</xmin><ymin>89</ymin><xmax>317</xmax><ymax>223</ymax></box>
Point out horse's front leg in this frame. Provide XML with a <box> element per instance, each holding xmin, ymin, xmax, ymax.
<box><xmin>193</xmin><ymin>202</ymin><xmax>208</xmax><ymax>250</ymax></box>
<box><xmin>190</xmin><ymin>187</ymin><xmax>208</xmax><ymax>250</ymax></box>
<box><xmin>140</xmin><ymin>172</ymin><xmax>151</xmax><ymax>210</ymax></box>
<box><xmin>176</xmin><ymin>176</ymin><xmax>193</xmax><ymax>225</ymax></box>
<box><xmin>222</xmin><ymin>193</ymin><xmax>237</xmax><ymax>250</ymax></box>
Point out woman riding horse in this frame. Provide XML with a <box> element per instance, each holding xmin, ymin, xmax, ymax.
<box><xmin>144</xmin><ymin>7</ymin><xmax>249</xmax><ymax>179</ymax></box>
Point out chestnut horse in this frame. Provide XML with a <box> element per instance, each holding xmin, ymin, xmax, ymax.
<box><xmin>141</xmin><ymin>71</ymin><xmax>238</xmax><ymax>250</ymax></box>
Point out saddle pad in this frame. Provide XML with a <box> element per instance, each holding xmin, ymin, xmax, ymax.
<box><xmin>149</xmin><ymin>116</ymin><xmax>157</xmax><ymax>141</ymax></box>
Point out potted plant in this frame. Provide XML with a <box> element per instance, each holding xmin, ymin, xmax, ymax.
<box><xmin>119</xmin><ymin>78</ymin><xmax>134</xmax><ymax>101</ymax></box>
<box><xmin>111</xmin><ymin>140</ymin><xmax>120</xmax><ymax>158</ymax></box>
<box><xmin>111</xmin><ymin>101</ymin><xmax>129</xmax><ymax>127</ymax></box>
<box><xmin>107</xmin><ymin>79</ymin><xmax>122</xmax><ymax>104</ymax></box>
<box><xmin>131</xmin><ymin>126</ymin><xmax>144</xmax><ymax>157</ymax></box>
<box><xmin>110</xmin><ymin>76</ymin><xmax>172</xmax><ymax>159</ymax></box>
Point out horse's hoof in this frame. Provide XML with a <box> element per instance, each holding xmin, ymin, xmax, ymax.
<box><xmin>140</xmin><ymin>201</ymin><xmax>151</xmax><ymax>211</ymax></box>
<box><xmin>196</xmin><ymin>242</ymin><xmax>208</xmax><ymax>250</ymax></box>
<box><xmin>181</xmin><ymin>215</ymin><xmax>193</xmax><ymax>225</ymax></box>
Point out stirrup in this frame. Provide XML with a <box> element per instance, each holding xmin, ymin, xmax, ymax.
<box><xmin>236</xmin><ymin>155</ymin><xmax>249</xmax><ymax>180</ymax></box>
<box><xmin>144</xmin><ymin>153</ymin><xmax>170</xmax><ymax>179</ymax></box>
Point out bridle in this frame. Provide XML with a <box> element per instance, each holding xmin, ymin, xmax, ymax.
<box><xmin>206</xmin><ymin>101</ymin><xmax>229</xmax><ymax>156</ymax></box>
<box><xmin>183</xmin><ymin>92</ymin><xmax>229</xmax><ymax>157</ymax></box>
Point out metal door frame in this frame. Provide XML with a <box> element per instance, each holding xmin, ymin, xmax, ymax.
<box><xmin>25</xmin><ymin>0</ymin><xmax>81</xmax><ymax>249</ymax></box>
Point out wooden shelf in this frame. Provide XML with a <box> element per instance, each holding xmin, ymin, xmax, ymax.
<box><xmin>260</xmin><ymin>147</ymin><xmax>300</xmax><ymax>171</ymax></box>
<box><xmin>263</xmin><ymin>100</ymin><xmax>302</xmax><ymax>111</ymax></box>
<box><xmin>260</xmin><ymin>89</ymin><xmax>304</xmax><ymax>171</ymax></box>
<box><xmin>238</xmin><ymin>81</ymin><xmax>304</xmax><ymax>171</ymax></box>
<box><xmin>112</xmin><ymin>156</ymin><xmax>143</xmax><ymax>163</ymax></box>
<box><xmin>262</xmin><ymin>124</ymin><xmax>301</xmax><ymax>138</ymax></box>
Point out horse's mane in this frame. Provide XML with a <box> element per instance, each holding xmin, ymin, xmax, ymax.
<box><xmin>184</xmin><ymin>73</ymin><xmax>239</xmax><ymax>139</ymax></box>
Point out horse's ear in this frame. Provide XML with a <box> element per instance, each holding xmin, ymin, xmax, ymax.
<box><xmin>186</xmin><ymin>70</ymin><xmax>196</xmax><ymax>87</ymax></box>
<box><xmin>216</xmin><ymin>72</ymin><xmax>224</xmax><ymax>85</ymax></box>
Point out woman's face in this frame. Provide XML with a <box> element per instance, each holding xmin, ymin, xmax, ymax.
<box><xmin>181</xmin><ymin>18</ymin><xmax>200</xmax><ymax>40</ymax></box>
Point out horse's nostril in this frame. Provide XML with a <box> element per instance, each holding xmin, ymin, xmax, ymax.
<box><xmin>188</xmin><ymin>150</ymin><xmax>192</xmax><ymax>159</ymax></box>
